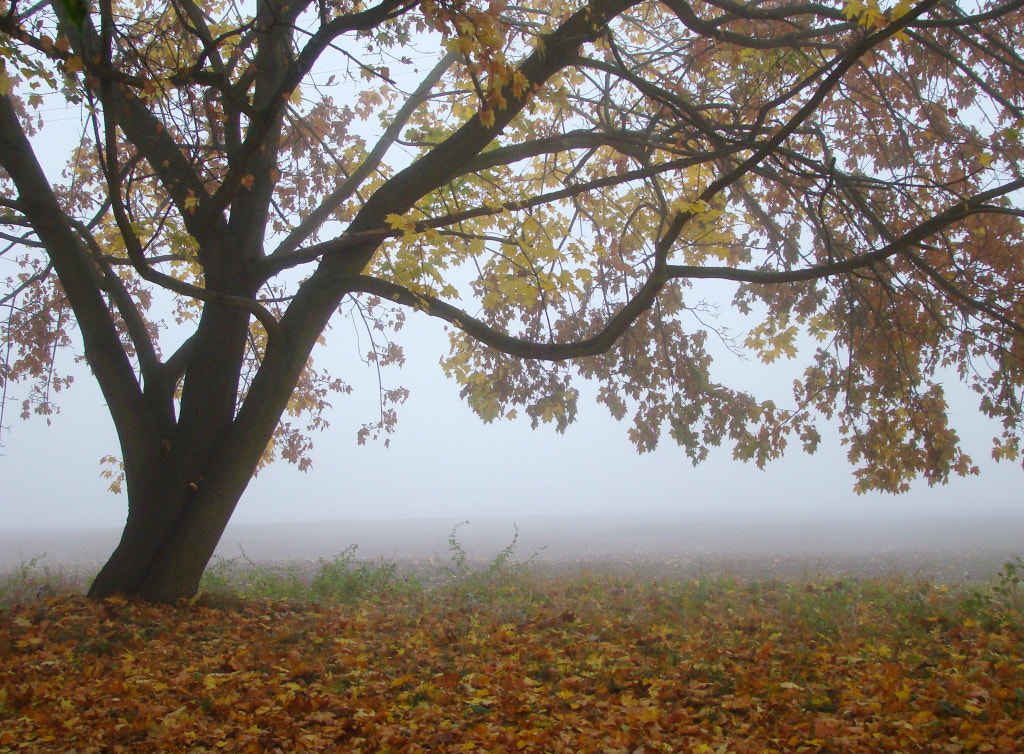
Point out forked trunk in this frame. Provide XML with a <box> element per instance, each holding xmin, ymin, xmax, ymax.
<box><xmin>87</xmin><ymin>304</ymin><xmax>329</xmax><ymax>602</ymax></box>
<box><xmin>86</xmin><ymin>488</ymin><xmax>237</xmax><ymax>602</ymax></box>
<box><xmin>87</xmin><ymin>436</ymin><xmax>264</xmax><ymax>602</ymax></box>
<box><xmin>85</xmin><ymin>354</ymin><xmax>283</xmax><ymax>602</ymax></box>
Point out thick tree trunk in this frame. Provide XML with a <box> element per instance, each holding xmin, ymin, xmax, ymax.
<box><xmin>85</xmin><ymin>433</ymin><xmax>253</xmax><ymax>601</ymax></box>
<box><xmin>88</xmin><ymin>297</ymin><xmax>264</xmax><ymax>600</ymax></box>
<box><xmin>88</xmin><ymin>293</ymin><xmax>333</xmax><ymax>602</ymax></box>
<box><xmin>87</xmin><ymin>494</ymin><xmax>190</xmax><ymax>600</ymax></box>
<box><xmin>87</xmin><ymin>466</ymin><xmax>253</xmax><ymax>602</ymax></box>
<box><xmin>87</xmin><ymin>412</ymin><xmax>267</xmax><ymax>601</ymax></box>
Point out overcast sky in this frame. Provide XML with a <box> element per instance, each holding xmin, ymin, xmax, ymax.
<box><xmin>2</xmin><ymin>297</ymin><xmax>1021</xmax><ymax>531</ymax></box>
<box><xmin>2</xmin><ymin>61</ymin><xmax>1022</xmax><ymax>534</ymax></box>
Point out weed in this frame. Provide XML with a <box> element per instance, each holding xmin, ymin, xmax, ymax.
<box><xmin>431</xmin><ymin>520</ymin><xmax>471</xmax><ymax>582</ymax></box>
<box><xmin>200</xmin><ymin>555</ymin><xmax>238</xmax><ymax>596</ymax></box>
<box><xmin>428</xmin><ymin>521</ymin><xmax>548</xmax><ymax>609</ymax></box>
<box><xmin>993</xmin><ymin>556</ymin><xmax>1024</xmax><ymax>600</ymax></box>
<box><xmin>0</xmin><ymin>554</ymin><xmax>79</xmax><ymax>606</ymax></box>
<box><xmin>486</xmin><ymin>524</ymin><xmax>542</xmax><ymax>577</ymax></box>
<box><xmin>199</xmin><ymin>547</ymin><xmax>307</xmax><ymax>601</ymax></box>
<box><xmin>200</xmin><ymin>544</ymin><xmax>421</xmax><ymax>605</ymax></box>
<box><xmin>311</xmin><ymin>545</ymin><xmax>417</xmax><ymax>603</ymax></box>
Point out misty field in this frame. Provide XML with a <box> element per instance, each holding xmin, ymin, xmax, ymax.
<box><xmin>1</xmin><ymin>547</ymin><xmax>1023</xmax><ymax>753</ymax></box>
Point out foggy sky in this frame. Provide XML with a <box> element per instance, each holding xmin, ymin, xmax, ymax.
<box><xmin>2</xmin><ymin>86</ymin><xmax>1022</xmax><ymax>535</ymax></box>
<box><xmin>2</xmin><ymin>304</ymin><xmax>1021</xmax><ymax>532</ymax></box>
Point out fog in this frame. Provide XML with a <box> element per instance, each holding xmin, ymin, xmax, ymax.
<box><xmin>3</xmin><ymin>70</ymin><xmax>1021</xmax><ymax>577</ymax></box>
<box><xmin>3</xmin><ymin>306</ymin><xmax>1023</xmax><ymax>527</ymax></box>
<box><xmin>2</xmin><ymin>306</ymin><xmax>1022</xmax><ymax>577</ymax></box>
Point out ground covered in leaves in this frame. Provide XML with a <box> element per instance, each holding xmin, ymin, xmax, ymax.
<box><xmin>2</xmin><ymin>568</ymin><xmax>1023</xmax><ymax>753</ymax></box>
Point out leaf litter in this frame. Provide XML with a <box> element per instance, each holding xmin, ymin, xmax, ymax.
<box><xmin>1</xmin><ymin>571</ymin><xmax>1023</xmax><ymax>753</ymax></box>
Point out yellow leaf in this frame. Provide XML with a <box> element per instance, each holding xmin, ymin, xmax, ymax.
<box><xmin>65</xmin><ymin>55</ymin><xmax>84</xmax><ymax>74</ymax></box>
<box><xmin>385</xmin><ymin>213</ymin><xmax>409</xmax><ymax>230</ymax></box>
<box><xmin>842</xmin><ymin>0</ymin><xmax>866</xmax><ymax>20</ymax></box>
<box><xmin>891</xmin><ymin>0</ymin><xmax>914</xmax><ymax>19</ymax></box>
<box><xmin>445</xmin><ymin>36</ymin><xmax>475</xmax><ymax>56</ymax></box>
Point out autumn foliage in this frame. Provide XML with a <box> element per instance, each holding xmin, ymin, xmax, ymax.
<box><xmin>2</xmin><ymin>0</ymin><xmax>1024</xmax><ymax>600</ymax></box>
<box><xmin>2</xmin><ymin>566</ymin><xmax>1023</xmax><ymax>752</ymax></box>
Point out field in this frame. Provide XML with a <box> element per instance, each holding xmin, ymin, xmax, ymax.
<box><xmin>1</xmin><ymin>530</ymin><xmax>1023</xmax><ymax>753</ymax></box>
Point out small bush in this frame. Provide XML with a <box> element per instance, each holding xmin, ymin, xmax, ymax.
<box><xmin>200</xmin><ymin>548</ymin><xmax>307</xmax><ymax>601</ymax></box>
<box><xmin>993</xmin><ymin>556</ymin><xmax>1024</xmax><ymax>599</ymax></box>
<box><xmin>311</xmin><ymin>545</ymin><xmax>417</xmax><ymax>603</ymax></box>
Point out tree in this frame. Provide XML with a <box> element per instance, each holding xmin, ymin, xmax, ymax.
<box><xmin>0</xmin><ymin>0</ymin><xmax>1022</xmax><ymax>601</ymax></box>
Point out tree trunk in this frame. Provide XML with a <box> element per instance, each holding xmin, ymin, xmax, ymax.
<box><xmin>87</xmin><ymin>294</ymin><xmax>332</xmax><ymax>602</ymax></box>
<box><xmin>87</xmin><ymin>431</ymin><xmax>263</xmax><ymax>602</ymax></box>
<box><xmin>87</xmin><ymin>491</ymin><xmax>191</xmax><ymax>600</ymax></box>
<box><xmin>87</xmin><ymin>474</ymin><xmax>253</xmax><ymax>603</ymax></box>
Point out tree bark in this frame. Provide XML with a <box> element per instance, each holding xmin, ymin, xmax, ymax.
<box><xmin>86</xmin><ymin>442</ymin><xmax>259</xmax><ymax>602</ymax></box>
<box><xmin>85</xmin><ymin>278</ymin><xmax>335</xmax><ymax>601</ymax></box>
<box><xmin>87</xmin><ymin>302</ymin><xmax>259</xmax><ymax>600</ymax></box>
<box><xmin>6</xmin><ymin>0</ymin><xmax>648</xmax><ymax>603</ymax></box>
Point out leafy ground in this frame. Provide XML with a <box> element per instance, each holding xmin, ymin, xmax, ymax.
<box><xmin>1</xmin><ymin>542</ymin><xmax>1023</xmax><ymax>753</ymax></box>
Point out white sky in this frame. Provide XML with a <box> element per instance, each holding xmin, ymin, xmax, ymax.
<box><xmin>2</xmin><ymin>299</ymin><xmax>1021</xmax><ymax>531</ymax></box>
<box><xmin>1</xmin><ymin>35</ymin><xmax>1022</xmax><ymax>533</ymax></box>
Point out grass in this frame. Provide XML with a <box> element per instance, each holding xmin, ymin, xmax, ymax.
<box><xmin>193</xmin><ymin>520</ymin><xmax>548</xmax><ymax>605</ymax></box>
<box><xmin>0</xmin><ymin>554</ymin><xmax>86</xmax><ymax>605</ymax></box>
<box><xmin>2</xmin><ymin>526</ymin><xmax>1023</xmax><ymax>752</ymax></box>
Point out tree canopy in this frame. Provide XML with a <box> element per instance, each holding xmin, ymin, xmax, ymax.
<box><xmin>1</xmin><ymin>0</ymin><xmax>1023</xmax><ymax>600</ymax></box>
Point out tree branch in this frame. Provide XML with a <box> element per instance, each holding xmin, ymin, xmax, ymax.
<box><xmin>347</xmin><ymin>273</ymin><xmax>667</xmax><ymax>360</ymax></box>
<box><xmin>0</xmin><ymin>91</ymin><xmax>161</xmax><ymax>476</ymax></box>
<box><xmin>648</xmin><ymin>0</ymin><xmax>945</xmax><ymax>270</ymax></box>
<box><xmin>66</xmin><ymin>215</ymin><xmax>163</xmax><ymax>382</ymax></box>
<box><xmin>267</xmin><ymin>149</ymin><xmax>741</xmax><ymax>276</ymax></box>
<box><xmin>0</xmin><ymin>261</ymin><xmax>53</xmax><ymax>306</ymax></box>
<box><xmin>93</xmin><ymin>0</ymin><xmax>281</xmax><ymax>337</ymax></box>
<box><xmin>665</xmin><ymin>179</ymin><xmax>1024</xmax><ymax>286</ymax></box>
<box><xmin>346</xmin><ymin>178</ymin><xmax>1024</xmax><ymax>365</ymax></box>
<box><xmin>51</xmin><ymin>2</ymin><xmax>226</xmax><ymax>254</ymax></box>
<box><xmin>268</xmin><ymin>49</ymin><xmax>459</xmax><ymax>263</ymax></box>
<box><xmin>206</xmin><ymin>0</ymin><xmax>420</xmax><ymax>219</ymax></box>
<box><xmin>660</xmin><ymin>0</ymin><xmax>854</xmax><ymax>49</ymax></box>
<box><xmin>903</xmin><ymin>249</ymin><xmax>1024</xmax><ymax>338</ymax></box>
